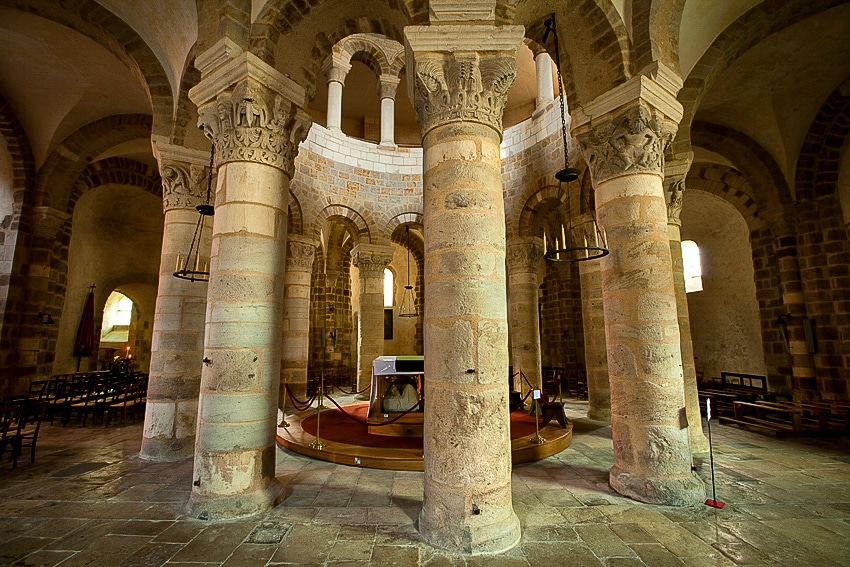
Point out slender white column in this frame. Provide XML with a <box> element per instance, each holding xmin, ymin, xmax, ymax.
<box><xmin>378</xmin><ymin>74</ymin><xmax>400</xmax><ymax>147</ymax></box>
<box><xmin>323</xmin><ymin>57</ymin><xmax>351</xmax><ymax>132</ymax></box>
<box><xmin>534</xmin><ymin>51</ymin><xmax>555</xmax><ymax>108</ymax></box>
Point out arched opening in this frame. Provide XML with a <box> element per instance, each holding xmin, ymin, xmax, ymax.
<box><xmin>682</xmin><ymin>240</ymin><xmax>704</xmax><ymax>293</ymax></box>
<box><xmin>100</xmin><ymin>291</ymin><xmax>133</xmax><ymax>344</ymax></box>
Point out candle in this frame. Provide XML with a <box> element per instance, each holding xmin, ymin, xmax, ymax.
<box><xmin>175</xmin><ymin>254</ymin><xmax>181</xmax><ymax>272</ymax></box>
<box><xmin>561</xmin><ymin>224</ymin><xmax>566</xmax><ymax>249</ymax></box>
<box><xmin>543</xmin><ymin>232</ymin><xmax>547</xmax><ymax>252</ymax></box>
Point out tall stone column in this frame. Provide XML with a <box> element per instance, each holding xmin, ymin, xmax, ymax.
<box><xmin>573</xmin><ymin>67</ymin><xmax>704</xmax><ymax>505</ymax></box>
<box><xmin>323</xmin><ymin>55</ymin><xmax>351</xmax><ymax>132</ymax></box>
<box><xmin>406</xmin><ymin>23</ymin><xmax>524</xmax><ymax>554</ymax></box>
<box><xmin>281</xmin><ymin>234</ymin><xmax>318</xmax><ymax>403</ymax></box>
<box><xmin>533</xmin><ymin>50</ymin><xmax>555</xmax><ymax>110</ymax></box>
<box><xmin>664</xmin><ymin>165</ymin><xmax>709</xmax><ymax>454</ymax></box>
<box><xmin>187</xmin><ymin>46</ymin><xmax>311</xmax><ymax>519</ymax></box>
<box><xmin>140</xmin><ymin>144</ymin><xmax>211</xmax><ymax>461</ymax></box>
<box><xmin>351</xmin><ymin>244</ymin><xmax>393</xmax><ymax>391</ymax></box>
<box><xmin>506</xmin><ymin>236</ymin><xmax>543</xmax><ymax>390</ymax></box>
<box><xmin>578</xmin><ymin>255</ymin><xmax>610</xmax><ymax>422</ymax></box>
<box><xmin>378</xmin><ymin>75</ymin><xmax>400</xmax><ymax>148</ymax></box>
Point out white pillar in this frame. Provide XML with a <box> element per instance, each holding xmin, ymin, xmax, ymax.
<box><xmin>378</xmin><ymin>74</ymin><xmax>400</xmax><ymax>147</ymax></box>
<box><xmin>534</xmin><ymin>51</ymin><xmax>555</xmax><ymax>109</ymax></box>
<box><xmin>323</xmin><ymin>57</ymin><xmax>351</xmax><ymax>132</ymax></box>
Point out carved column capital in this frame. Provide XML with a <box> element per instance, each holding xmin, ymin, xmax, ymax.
<box><xmin>189</xmin><ymin>52</ymin><xmax>312</xmax><ymax>177</ymax></box>
<box><xmin>404</xmin><ymin>25</ymin><xmax>524</xmax><ymax>138</ymax></box>
<box><xmin>378</xmin><ymin>74</ymin><xmax>401</xmax><ymax>100</ymax></box>
<box><xmin>322</xmin><ymin>53</ymin><xmax>352</xmax><ymax>85</ymax></box>
<box><xmin>155</xmin><ymin>143</ymin><xmax>214</xmax><ymax>213</ymax></box>
<box><xmin>663</xmin><ymin>154</ymin><xmax>692</xmax><ymax>226</ymax></box>
<box><xmin>506</xmin><ymin>236</ymin><xmax>544</xmax><ymax>274</ymax></box>
<box><xmin>31</xmin><ymin>207</ymin><xmax>69</xmax><ymax>240</ymax></box>
<box><xmin>574</xmin><ymin>103</ymin><xmax>679</xmax><ymax>186</ymax></box>
<box><xmin>286</xmin><ymin>234</ymin><xmax>319</xmax><ymax>273</ymax></box>
<box><xmin>351</xmin><ymin>244</ymin><xmax>394</xmax><ymax>278</ymax></box>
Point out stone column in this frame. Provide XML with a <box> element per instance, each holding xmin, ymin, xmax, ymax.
<box><xmin>573</xmin><ymin>67</ymin><xmax>704</xmax><ymax>505</ymax></box>
<box><xmin>323</xmin><ymin>55</ymin><xmax>351</xmax><ymax>132</ymax></box>
<box><xmin>187</xmin><ymin>45</ymin><xmax>311</xmax><ymax>519</ymax></box>
<box><xmin>406</xmin><ymin>23</ymin><xmax>524</xmax><ymax>554</ymax></box>
<box><xmin>664</xmin><ymin>163</ymin><xmax>709</xmax><ymax>454</ymax></box>
<box><xmin>281</xmin><ymin>234</ymin><xmax>318</xmax><ymax>403</ymax></box>
<box><xmin>140</xmin><ymin>144</ymin><xmax>211</xmax><ymax>461</ymax></box>
<box><xmin>378</xmin><ymin>74</ymin><xmax>400</xmax><ymax>148</ymax></box>
<box><xmin>534</xmin><ymin>50</ymin><xmax>555</xmax><ymax>110</ymax></box>
<box><xmin>578</xmin><ymin>256</ymin><xmax>610</xmax><ymax>422</ymax></box>
<box><xmin>351</xmin><ymin>244</ymin><xmax>394</xmax><ymax>391</ymax></box>
<box><xmin>506</xmin><ymin>236</ymin><xmax>543</xmax><ymax>390</ymax></box>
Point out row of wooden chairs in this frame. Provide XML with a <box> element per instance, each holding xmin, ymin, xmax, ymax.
<box><xmin>0</xmin><ymin>399</ymin><xmax>47</xmax><ymax>468</ymax></box>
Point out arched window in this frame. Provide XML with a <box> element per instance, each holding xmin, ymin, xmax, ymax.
<box><xmin>100</xmin><ymin>291</ymin><xmax>133</xmax><ymax>343</ymax></box>
<box><xmin>682</xmin><ymin>240</ymin><xmax>703</xmax><ymax>293</ymax></box>
<box><xmin>384</xmin><ymin>268</ymin><xmax>394</xmax><ymax>307</ymax></box>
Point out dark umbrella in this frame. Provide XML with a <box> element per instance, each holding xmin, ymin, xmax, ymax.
<box><xmin>73</xmin><ymin>287</ymin><xmax>96</xmax><ymax>371</ymax></box>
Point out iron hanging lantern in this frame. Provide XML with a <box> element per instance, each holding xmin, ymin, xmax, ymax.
<box><xmin>398</xmin><ymin>225</ymin><xmax>418</xmax><ymax>318</ymax></box>
<box><xmin>542</xmin><ymin>13</ymin><xmax>609</xmax><ymax>263</ymax></box>
<box><xmin>173</xmin><ymin>145</ymin><xmax>215</xmax><ymax>282</ymax></box>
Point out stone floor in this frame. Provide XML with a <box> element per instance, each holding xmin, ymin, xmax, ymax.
<box><xmin>1</xmin><ymin>402</ymin><xmax>848</xmax><ymax>566</ymax></box>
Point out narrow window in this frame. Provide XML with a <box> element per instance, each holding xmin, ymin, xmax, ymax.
<box><xmin>682</xmin><ymin>240</ymin><xmax>703</xmax><ymax>293</ymax></box>
<box><xmin>384</xmin><ymin>268</ymin><xmax>394</xmax><ymax>307</ymax></box>
<box><xmin>101</xmin><ymin>291</ymin><xmax>133</xmax><ymax>342</ymax></box>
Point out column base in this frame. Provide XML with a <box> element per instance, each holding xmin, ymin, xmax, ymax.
<box><xmin>610</xmin><ymin>465</ymin><xmax>704</xmax><ymax>506</ymax></box>
<box><xmin>418</xmin><ymin>507</ymin><xmax>521</xmax><ymax>555</ymax></box>
<box><xmin>587</xmin><ymin>406</ymin><xmax>611</xmax><ymax>423</ymax></box>
<box><xmin>186</xmin><ymin>479</ymin><xmax>285</xmax><ymax>521</ymax></box>
<box><xmin>689</xmin><ymin>430</ymin><xmax>710</xmax><ymax>454</ymax></box>
<box><xmin>138</xmin><ymin>437</ymin><xmax>194</xmax><ymax>462</ymax></box>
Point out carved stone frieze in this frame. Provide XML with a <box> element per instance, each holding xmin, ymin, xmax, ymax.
<box><xmin>161</xmin><ymin>162</ymin><xmax>212</xmax><ymax>213</ymax></box>
<box><xmin>197</xmin><ymin>79</ymin><xmax>312</xmax><ymax>177</ymax></box>
<box><xmin>506</xmin><ymin>237</ymin><xmax>543</xmax><ymax>274</ymax></box>
<box><xmin>31</xmin><ymin>207</ymin><xmax>70</xmax><ymax>240</ymax></box>
<box><xmin>576</xmin><ymin>104</ymin><xmax>678</xmax><ymax>185</ymax></box>
<box><xmin>411</xmin><ymin>51</ymin><xmax>517</xmax><ymax>136</ymax></box>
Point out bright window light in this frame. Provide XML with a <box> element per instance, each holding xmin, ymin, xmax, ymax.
<box><xmin>384</xmin><ymin>268</ymin><xmax>394</xmax><ymax>307</ymax></box>
<box><xmin>682</xmin><ymin>240</ymin><xmax>703</xmax><ymax>293</ymax></box>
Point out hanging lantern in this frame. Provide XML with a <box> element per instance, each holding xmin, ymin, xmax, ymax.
<box><xmin>398</xmin><ymin>225</ymin><xmax>418</xmax><ymax>318</ymax></box>
<box><xmin>542</xmin><ymin>14</ymin><xmax>608</xmax><ymax>263</ymax></box>
<box><xmin>173</xmin><ymin>145</ymin><xmax>215</xmax><ymax>281</ymax></box>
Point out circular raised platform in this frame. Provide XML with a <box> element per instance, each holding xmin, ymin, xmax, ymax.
<box><xmin>276</xmin><ymin>402</ymin><xmax>572</xmax><ymax>471</ymax></box>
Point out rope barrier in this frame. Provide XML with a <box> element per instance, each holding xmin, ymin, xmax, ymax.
<box><xmin>284</xmin><ymin>385</ymin><xmax>318</xmax><ymax>411</ymax></box>
<box><xmin>323</xmin><ymin>391</ymin><xmax>422</xmax><ymax>426</ymax></box>
<box><xmin>324</xmin><ymin>377</ymin><xmax>370</xmax><ymax>396</ymax></box>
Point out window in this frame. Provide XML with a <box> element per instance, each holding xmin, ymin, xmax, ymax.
<box><xmin>384</xmin><ymin>268</ymin><xmax>394</xmax><ymax>307</ymax></box>
<box><xmin>100</xmin><ymin>291</ymin><xmax>133</xmax><ymax>342</ymax></box>
<box><xmin>681</xmin><ymin>240</ymin><xmax>703</xmax><ymax>293</ymax></box>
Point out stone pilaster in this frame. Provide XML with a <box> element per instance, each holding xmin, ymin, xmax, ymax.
<box><xmin>773</xmin><ymin>234</ymin><xmax>818</xmax><ymax>401</ymax></box>
<box><xmin>573</xmin><ymin>67</ymin><xmax>704</xmax><ymax>505</ymax></box>
<box><xmin>506</xmin><ymin>236</ymin><xmax>543</xmax><ymax>390</ymax></box>
<box><xmin>351</xmin><ymin>244</ymin><xmax>394</xmax><ymax>391</ymax></box>
<box><xmin>281</xmin><ymin>234</ymin><xmax>318</xmax><ymax>403</ymax></box>
<box><xmin>406</xmin><ymin>23</ymin><xmax>523</xmax><ymax>554</ymax></box>
<box><xmin>664</xmin><ymin>158</ymin><xmax>709</xmax><ymax>454</ymax></box>
<box><xmin>187</xmin><ymin>49</ymin><xmax>311</xmax><ymax>519</ymax></box>
<box><xmin>578</xmin><ymin>255</ymin><xmax>610</xmax><ymax>422</ymax></box>
<box><xmin>140</xmin><ymin>143</ymin><xmax>211</xmax><ymax>461</ymax></box>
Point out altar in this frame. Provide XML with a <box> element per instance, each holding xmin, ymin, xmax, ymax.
<box><xmin>366</xmin><ymin>355</ymin><xmax>424</xmax><ymax>437</ymax></box>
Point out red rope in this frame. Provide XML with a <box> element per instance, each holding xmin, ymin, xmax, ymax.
<box><xmin>285</xmin><ymin>385</ymin><xmax>318</xmax><ymax>411</ymax></box>
<box><xmin>324</xmin><ymin>377</ymin><xmax>370</xmax><ymax>396</ymax></box>
<box><xmin>323</xmin><ymin>392</ymin><xmax>422</xmax><ymax>426</ymax></box>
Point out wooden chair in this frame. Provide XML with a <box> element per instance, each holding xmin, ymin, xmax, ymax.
<box><xmin>8</xmin><ymin>401</ymin><xmax>47</xmax><ymax>468</ymax></box>
<box><xmin>0</xmin><ymin>403</ymin><xmax>19</xmax><ymax>462</ymax></box>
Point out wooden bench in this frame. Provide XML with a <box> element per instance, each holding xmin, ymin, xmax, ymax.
<box><xmin>719</xmin><ymin>399</ymin><xmax>849</xmax><ymax>437</ymax></box>
<box><xmin>699</xmin><ymin>371</ymin><xmax>769</xmax><ymax>417</ymax></box>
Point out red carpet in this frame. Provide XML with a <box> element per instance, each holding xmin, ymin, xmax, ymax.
<box><xmin>300</xmin><ymin>403</ymin><xmax>540</xmax><ymax>449</ymax></box>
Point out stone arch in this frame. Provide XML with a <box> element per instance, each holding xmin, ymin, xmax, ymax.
<box><xmin>673</xmin><ymin>0</ymin><xmax>842</xmax><ymax>160</ymax></box>
<box><xmin>516</xmin><ymin>181</ymin><xmax>560</xmax><ymax>239</ymax></box>
<box><xmin>313</xmin><ymin>204</ymin><xmax>371</xmax><ymax>245</ymax></box>
<box><xmin>336</xmin><ymin>34</ymin><xmax>404</xmax><ymax>79</ymax></box>
<box><xmin>386</xmin><ymin>211</ymin><xmax>423</xmax><ymax>237</ymax></box>
<box><xmin>795</xmin><ymin>83</ymin><xmax>850</xmax><ymax>203</ymax></box>
<box><xmin>10</xmin><ymin>0</ymin><xmax>173</xmax><ymax>138</ymax></box>
<box><xmin>630</xmin><ymin>0</ymin><xmax>685</xmax><ymax>75</ymax></box>
<box><xmin>691</xmin><ymin>121</ymin><xmax>793</xmax><ymax>236</ymax></box>
<box><xmin>70</xmin><ymin>158</ymin><xmax>162</xmax><ymax>217</ymax></box>
<box><xmin>250</xmin><ymin>1</ymin><xmax>418</xmax><ymax>101</ymax></box>
<box><xmin>35</xmin><ymin>114</ymin><xmax>154</xmax><ymax>214</ymax></box>
<box><xmin>168</xmin><ymin>58</ymin><xmax>202</xmax><ymax>148</ymax></box>
<box><xmin>685</xmin><ymin>164</ymin><xmax>766</xmax><ymax>232</ymax></box>
<box><xmin>516</xmin><ymin>2</ymin><xmax>631</xmax><ymax>108</ymax></box>
<box><xmin>288</xmin><ymin>190</ymin><xmax>303</xmax><ymax>236</ymax></box>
